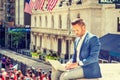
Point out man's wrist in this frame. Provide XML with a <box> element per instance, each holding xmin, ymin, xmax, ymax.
<box><xmin>79</xmin><ymin>61</ymin><xmax>83</xmax><ymax>65</ymax></box>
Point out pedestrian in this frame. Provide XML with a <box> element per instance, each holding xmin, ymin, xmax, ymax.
<box><xmin>1</xmin><ymin>68</ymin><xmax>7</xmax><ymax>80</ymax></box>
<box><xmin>36</xmin><ymin>68</ymin><xmax>42</xmax><ymax>80</ymax></box>
<box><xmin>1</xmin><ymin>56</ymin><xmax>6</xmax><ymax>68</ymax></box>
<box><xmin>48</xmin><ymin>71</ymin><xmax>51</xmax><ymax>80</ymax></box>
<box><xmin>42</xmin><ymin>72</ymin><xmax>49</xmax><ymax>80</ymax></box>
<box><xmin>5</xmin><ymin>57</ymin><xmax>11</xmax><ymax>71</ymax></box>
<box><xmin>51</xmin><ymin>18</ymin><xmax>102</xmax><ymax>80</ymax></box>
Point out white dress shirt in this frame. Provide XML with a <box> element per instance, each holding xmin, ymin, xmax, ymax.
<box><xmin>76</xmin><ymin>31</ymin><xmax>87</xmax><ymax>65</ymax></box>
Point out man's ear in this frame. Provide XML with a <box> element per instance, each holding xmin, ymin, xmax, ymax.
<box><xmin>82</xmin><ymin>26</ymin><xmax>85</xmax><ymax>30</ymax></box>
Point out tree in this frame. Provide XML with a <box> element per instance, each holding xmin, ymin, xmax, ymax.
<box><xmin>9</xmin><ymin>31</ymin><xmax>25</xmax><ymax>50</ymax></box>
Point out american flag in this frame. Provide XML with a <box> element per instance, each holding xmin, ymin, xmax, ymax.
<box><xmin>29</xmin><ymin>0</ymin><xmax>35</xmax><ymax>9</ymax></box>
<box><xmin>24</xmin><ymin>0</ymin><xmax>35</xmax><ymax>14</ymax></box>
<box><xmin>34</xmin><ymin>0</ymin><xmax>45</xmax><ymax>10</ymax></box>
<box><xmin>47</xmin><ymin>0</ymin><xmax>58</xmax><ymax>12</ymax></box>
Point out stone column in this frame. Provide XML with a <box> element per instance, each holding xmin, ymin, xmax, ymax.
<box><xmin>31</xmin><ymin>34</ymin><xmax>36</xmax><ymax>51</ymax></box>
<box><xmin>42</xmin><ymin>14</ymin><xmax>46</xmax><ymax>28</ymax></box>
<box><xmin>46</xmin><ymin>36</ymin><xmax>51</xmax><ymax>54</ymax></box>
<box><xmin>41</xmin><ymin>35</ymin><xmax>45</xmax><ymax>52</ymax></box>
<box><xmin>42</xmin><ymin>34</ymin><xmax>47</xmax><ymax>49</ymax></box>
<box><xmin>39</xmin><ymin>35</ymin><xmax>43</xmax><ymax>51</ymax></box>
<box><xmin>48</xmin><ymin>14</ymin><xmax>52</xmax><ymax>28</ymax></box>
<box><xmin>61</xmin><ymin>39</ymin><xmax>66</xmax><ymax>58</ymax></box>
<box><xmin>31</xmin><ymin>33</ymin><xmax>35</xmax><ymax>45</ymax></box>
<box><xmin>50</xmin><ymin>35</ymin><xmax>56</xmax><ymax>52</ymax></box>
<box><xmin>36</xmin><ymin>35</ymin><xmax>40</xmax><ymax>50</ymax></box>
<box><xmin>54</xmin><ymin>15</ymin><xmax>59</xmax><ymax>29</ymax></box>
<box><xmin>30</xmin><ymin>33</ymin><xmax>36</xmax><ymax>51</ymax></box>
<box><xmin>31</xmin><ymin>16</ymin><xmax>34</xmax><ymax>27</ymax></box>
<box><xmin>53</xmin><ymin>37</ymin><xmax>58</xmax><ymax>52</ymax></box>
<box><xmin>36</xmin><ymin>15</ymin><xmax>39</xmax><ymax>27</ymax></box>
<box><xmin>62</xmin><ymin>13</ymin><xmax>68</xmax><ymax>29</ymax></box>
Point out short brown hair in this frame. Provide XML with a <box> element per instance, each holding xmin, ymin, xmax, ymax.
<box><xmin>71</xmin><ymin>18</ymin><xmax>85</xmax><ymax>26</ymax></box>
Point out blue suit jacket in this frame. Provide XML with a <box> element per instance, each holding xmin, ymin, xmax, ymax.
<box><xmin>72</xmin><ymin>32</ymin><xmax>102</xmax><ymax>78</ymax></box>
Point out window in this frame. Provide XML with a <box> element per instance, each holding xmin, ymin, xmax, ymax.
<box><xmin>45</xmin><ymin>16</ymin><xmax>48</xmax><ymax>27</ymax></box>
<box><xmin>8</xmin><ymin>0</ymin><xmax>15</xmax><ymax>3</ymax></box>
<box><xmin>59</xmin><ymin>15</ymin><xmax>62</xmax><ymax>29</ymax></box>
<box><xmin>77</xmin><ymin>13</ymin><xmax>80</xmax><ymax>18</ymax></box>
<box><xmin>34</xmin><ymin>35</ymin><xmax>37</xmax><ymax>50</ymax></box>
<box><xmin>76</xmin><ymin>0</ymin><xmax>82</xmax><ymax>5</ymax></box>
<box><xmin>66</xmin><ymin>0</ymin><xmax>72</xmax><ymax>6</ymax></box>
<box><xmin>34</xmin><ymin>16</ymin><xmax>36</xmax><ymax>27</ymax></box>
<box><xmin>117</xmin><ymin>17</ymin><xmax>120</xmax><ymax>32</ymax></box>
<box><xmin>115</xmin><ymin>4</ymin><xmax>120</xmax><ymax>9</ymax></box>
<box><xmin>99</xmin><ymin>0</ymin><xmax>120</xmax><ymax>4</ymax></box>
<box><xmin>0</xmin><ymin>0</ymin><xmax>4</xmax><ymax>7</ymax></box>
<box><xmin>67</xmin><ymin>14</ymin><xmax>70</xmax><ymax>29</ymax></box>
<box><xmin>39</xmin><ymin>16</ymin><xmax>41</xmax><ymax>27</ymax></box>
<box><xmin>51</xmin><ymin>15</ymin><xmax>54</xmax><ymax>28</ymax></box>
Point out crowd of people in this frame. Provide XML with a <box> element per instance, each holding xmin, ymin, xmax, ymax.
<box><xmin>0</xmin><ymin>56</ymin><xmax>51</xmax><ymax>80</ymax></box>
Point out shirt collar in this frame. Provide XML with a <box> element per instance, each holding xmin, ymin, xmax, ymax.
<box><xmin>79</xmin><ymin>31</ymin><xmax>88</xmax><ymax>40</ymax></box>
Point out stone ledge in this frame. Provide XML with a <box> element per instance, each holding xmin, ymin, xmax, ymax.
<box><xmin>77</xmin><ymin>63</ymin><xmax>120</xmax><ymax>80</ymax></box>
<box><xmin>99</xmin><ymin>63</ymin><xmax>120</xmax><ymax>80</ymax></box>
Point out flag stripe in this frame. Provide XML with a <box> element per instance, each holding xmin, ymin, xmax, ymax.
<box><xmin>24</xmin><ymin>2</ymin><xmax>32</xmax><ymax>14</ymax></box>
<box><xmin>47</xmin><ymin>0</ymin><xmax>58</xmax><ymax>11</ymax></box>
<box><xmin>29</xmin><ymin>0</ymin><xmax>35</xmax><ymax>9</ymax></box>
<box><xmin>24</xmin><ymin>0</ymin><xmax>35</xmax><ymax>14</ymax></box>
<box><xmin>34</xmin><ymin>0</ymin><xmax>45</xmax><ymax>10</ymax></box>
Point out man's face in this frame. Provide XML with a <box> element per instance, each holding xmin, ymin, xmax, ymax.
<box><xmin>72</xmin><ymin>24</ymin><xmax>85</xmax><ymax>37</ymax></box>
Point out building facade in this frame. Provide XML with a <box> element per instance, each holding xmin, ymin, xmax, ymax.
<box><xmin>31</xmin><ymin>0</ymin><xmax>99</xmax><ymax>58</ymax></box>
<box><xmin>1</xmin><ymin>0</ymin><xmax>120</xmax><ymax>60</ymax></box>
<box><xmin>15</xmin><ymin>0</ymin><xmax>24</xmax><ymax>25</ymax></box>
<box><xmin>0</xmin><ymin>0</ymin><xmax>5</xmax><ymax>24</ymax></box>
<box><xmin>30</xmin><ymin>0</ymin><xmax>120</xmax><ymax>59</ymax></box>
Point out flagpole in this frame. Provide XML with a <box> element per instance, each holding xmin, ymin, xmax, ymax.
<box><xmin>68</xmin><ymin>6</ymin><xmax>71</xmax><ymax>60</ymax></box>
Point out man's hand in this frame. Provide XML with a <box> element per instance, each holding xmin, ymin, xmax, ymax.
<box><xmin>65</xmin><ymin>62</ymin><xmax>78</xmax><ymax>70</ymax></box>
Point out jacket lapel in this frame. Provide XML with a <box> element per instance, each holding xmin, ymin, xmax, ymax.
<box><xmin>79</xmin><ymin>32</ymin><xmax>89</xmax><ymax>60</ymax></box>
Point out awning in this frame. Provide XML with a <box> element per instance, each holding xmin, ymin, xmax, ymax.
<box><xmin>99</xmin><ymin>33</ymin><xmax>120</xmax><ymax>61</ymax></box>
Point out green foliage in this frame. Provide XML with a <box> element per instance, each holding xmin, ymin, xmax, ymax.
<box><xmin>45</xmin><ymin>53</ymin><xmax>60</xmax><ymax>60</ymax></box>
<box><xmin>46</xmin><ymin>55</ymin><xmax>59</xmax><ymax>60</ymax></box>
<box><xmin>38</xmin><ymin>51</ymin><xmax>60</xmax><ymax>61</ymax></box>
<box><xmin>9</xmin><ymin>31</ymin><xmax>25</xmax><ymax>48</ymax></box>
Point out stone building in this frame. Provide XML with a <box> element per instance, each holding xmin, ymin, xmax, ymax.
<box><xmin>0</xmin><ymin>0</ymin><xmax>5</xmax><ymax>24</ymax></box>
<box><xmin>30</xmin><ymin>0</ymin><xmax>120</xmax><ymax>59</ymax></box>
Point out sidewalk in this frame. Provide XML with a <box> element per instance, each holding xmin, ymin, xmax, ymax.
<box><xmin>0</xmin><ymin>48</ymin><xmax>51</xmax><ymax>71</ymax></box>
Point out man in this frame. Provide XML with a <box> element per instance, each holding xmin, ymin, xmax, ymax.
<box><xmin>52</xmin><ymin>18</ymin><xmax>102</xmax><ymax>80</ymax></box>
